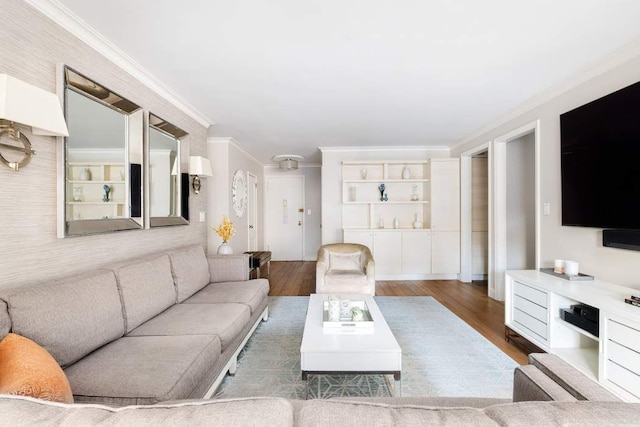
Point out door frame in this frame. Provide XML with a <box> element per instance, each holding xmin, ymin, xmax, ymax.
<box><xmin>247</xmin><ymin>172</ymin><xmax>258</xmax><ymax>251</ymax></box>
<box><xmin>491</xmin><ymin>120</ymin><xmax>540</xmax><ymax>301</ymax></box>
<box><xmin>264</xmin><ymin>174</ymin><xmax>305</xmax><ymax>260</ymax></box>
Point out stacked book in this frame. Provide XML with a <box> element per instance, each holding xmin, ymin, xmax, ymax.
<box><xmin>624</xmin><ymin>294</ymin><xmax>640</xmax><ymax>307</ymax></box>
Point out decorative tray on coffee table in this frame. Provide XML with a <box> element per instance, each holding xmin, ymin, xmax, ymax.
<box><xmin>322</xmin><ymin>300</ymin><xmax>374</xmax><ymax>328</ymax></box>
<box><xmin>539</xmin><ymin>268</ymin><xmax>594</xmax><ymax>281</ymax></box>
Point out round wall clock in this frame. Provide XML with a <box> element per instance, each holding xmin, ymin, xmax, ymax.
<box><xmin>232</xmin><ymin>170</ymin><xmax>247</xmax><ymax>217</ymax></box>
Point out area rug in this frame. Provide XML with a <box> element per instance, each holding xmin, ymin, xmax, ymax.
<box><xmin>214</xmin><ymin>296</ymin><xmax>517</xmax><ymax>400</ymax></box>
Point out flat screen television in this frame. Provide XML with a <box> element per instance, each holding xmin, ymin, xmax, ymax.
<box><xmin>560</xmin><ymin>80</ymin><xmax>640</xmax><ymax>231</ymax></box>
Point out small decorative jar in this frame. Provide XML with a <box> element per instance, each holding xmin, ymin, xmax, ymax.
<box><xmin>402</xmin><ymin>166</ymin><xmax>411</xmax><ymax>179</ymax></box>
<box><xmin>217</xmin><ymin>242</ymin><xmax>234</xmax><ymax>255</ymax></box>
<box><xmin>79</xmin><ymin>168</ymin><xmax>91</xmax><ymax>181</ymax></box>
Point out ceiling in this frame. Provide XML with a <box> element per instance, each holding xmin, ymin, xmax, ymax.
<box><xmin>53</xmin><ymin>0</ymin><xmax>640</xmax><ymax>164</ymax></box>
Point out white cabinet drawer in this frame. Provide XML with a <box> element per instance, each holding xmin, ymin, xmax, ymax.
<box><xmin>606</xmin><ymin>360</ymin><xmax>640</xmax><ymax>399</ymax></box>
<box><xmin>513</xmin><ymin>281</ymin><xmax>547</xmax><ymax>308</ymax></box>
<box><xmin>514</xmin><ymin>308</ymin><xmax>548</xmax><ymax>340</ymax></box>
<box><xmin>608</xmin><ymin>340</ymin><xmax>640</xmax><ymax>376</ymax></box>
<box><xmin>513</xmin><ymin>295</ymin><xmax>547</xmax><ymax>323</ymax></box>
<box><xmin>608</xmin><ymin>319</ymin><xmax>640</xmax><ymax>354</ymax></box>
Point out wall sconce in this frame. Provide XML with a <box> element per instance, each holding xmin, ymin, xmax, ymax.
<box><xmin>0</xmin><ymin>74</ymin><xmax>69</xmax><ymax>171</ymax></box>
<box><xmin>189</xmin><ymin>156</ymin><xmax>213</xmax><ymax>194</ymax></box>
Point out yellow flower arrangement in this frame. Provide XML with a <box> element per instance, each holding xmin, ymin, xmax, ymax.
<box><xmin>212</xmin><ymin>215</ymin><xmax>235</xmax><ymax>243</ymax></box>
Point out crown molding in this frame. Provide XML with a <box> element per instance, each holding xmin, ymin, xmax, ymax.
<box><xmin>318</xmin><ymin>145</ymin><xmax>450</xmax><ymax>153</ymax></box>
<box><xmin>25</xmin><ymin>0</ymin><xmax>213</xmax><ymax>128</ymax></box>
<box><xmin>451</xmin><ymin>34</ymin><xmax>640</xmax><ymax>152</ymax></box>
<box><xmin>206</xmin><ymin>137</ymin><xmax>262</xmax><ymax>167</ymax></box>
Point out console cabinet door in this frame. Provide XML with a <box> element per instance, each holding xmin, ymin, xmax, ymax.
<box><xmin>431</xmin><ymin>231</ymin><xmax>460</xmax><ymax>274</ymax></box>
<box><xmin>402</xmin><ymin>231</ymin><xmax>431</xmax><ymax>274</ymax></box>
<box><xmin>374</xmin><ymin>232</ymin><xmax>402</xmax><ymax>275</ymax></box>
<box><xmin>343</xmin><ymin>230</ymin><xmax>374</xmax><ymax>252</ymax></box>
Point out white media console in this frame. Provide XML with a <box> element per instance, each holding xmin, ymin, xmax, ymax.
<box><xmin>505</xmin><ymin>270</ymin><xmax>640</xmax><ymax>402</ymax></box>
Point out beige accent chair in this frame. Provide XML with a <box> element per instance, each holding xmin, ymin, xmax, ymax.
<box><xmin>316</xmin><ymin>243</ymin><xmax>375</xmax><ymax>295</ymax></box>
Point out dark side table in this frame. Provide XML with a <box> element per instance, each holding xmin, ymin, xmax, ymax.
<box><xmin>244</xmin><ymin>251</ymin><xmax>272</xmax><ymax>279</ymax></box>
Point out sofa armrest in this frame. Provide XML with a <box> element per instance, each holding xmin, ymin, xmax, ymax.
<box><xmin>315</xmin><ymin>248</ymin><xmax>330</xmax><ymax>292</ymax></box>
<box><xmin>513</xmin><ymin>365</ymin><xmax>577</xmax><ymax>402</ymax></box>
<box><xmin>207</xmin><ymin>254</ymin><xmax>250</xmax><ymax>283</ymax></box>
<box><xmin>528</xmin><ymin>353</ymin><xmax>621</xmax><ymax>402</ymax></box>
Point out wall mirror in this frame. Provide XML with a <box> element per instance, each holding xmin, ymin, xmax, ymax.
<box><xmin>61</xmin><ymin>66</ymin><xmax>144</xmax><ymax>236</ymax></box>
<box><xmin>148</xmin><ymin>113</ymin><xmax>189</xmax><ymax>227</ymax></box>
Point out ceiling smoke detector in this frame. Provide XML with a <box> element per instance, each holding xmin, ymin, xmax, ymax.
<box><xmin>272</xmin><ymin>154</ymin><xmax>304</xmax><ymax>170</ymax></box>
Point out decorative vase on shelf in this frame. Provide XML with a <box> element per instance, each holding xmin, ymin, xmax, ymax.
<box><xmin>79</xmin><ymin>168</ymin><xmax>91</xmax><ymax>181</ymax></box>
<box><xmin>102</xmin><ymin>184</ymin><xmax>111</xmax><ymax>202</ymax></box>
<box><xmin>217</xmin><ymin>242</ymin><xmax>234</xmax><ymax>255</ymax></box>
<box><xmin>402</xmin><ymin>166</ymin><xmax>411</xmax><ymax>180</ymax></box>
<box><xmin>378</xmin><ymin>183</ymin><xmax>386</xmax><ymax>201</ymax></box>
<box><xmin>360</xmin><ymin>168</ymin><xmax>368</xmax><ymax>179</ymax></box>
<box><xmin>413</xmin><ymin>213</ymin><xmax>423</xmax><ymax>229</ymax></box>
<box><xmin>393</xmin><ymin>218</ymin><xmax>400</xmax><ymax>229</ymax></box>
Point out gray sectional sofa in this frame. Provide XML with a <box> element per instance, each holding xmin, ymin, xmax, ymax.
<box><xmin>0</xmin><ymin>353</ymin><xmax>639</xmax><ymax>425</ymax></box>
<box><xmin>0</xmin><ymin>245</ymin><xmax>269</xmax><ymax>405</ymax></box>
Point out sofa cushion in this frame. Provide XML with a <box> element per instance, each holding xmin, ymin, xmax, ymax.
<box><xmin>485</xmin><ymin>401</ymin><xmax>640</xmax><ymax>425</ymax></box>
<box><xmin>183</xmin><ymin>279</ymin><xmax>269</xmax><ymax>315</ymax></box>
<box><xmin>169</xmin><ymin>245</ymin><xmax>211</xmax><ymax>302</ymax></box>
<box><xmin>0</xmin><ymin>300</ymin><xmax>9</xmax><ymax>341</ymax></box>
<box><xmin>298</xmin><ymin>399</ymin><xmax>497</xmax><ymax>426</ymax></box>
<box><xmin>0</xmin><ymin>270</ymin><xmax>124</xmax><ymax>367</ymax></box>
<box><xmin>113</xmin><ymin>255</ymin><xmax>177</xmax><ymax>333</ymax></box>
<box><xmin>0</xmin><ymin>395</ymin><xmax>294</xmax><ymax>426</ymax></box>
<box><xmin>0</xmin><ymin>333</ymin><xmax>73</xmax><ymax>404</ymax></box>
<box><xmin>127</xmin><ymin>303</ymin><xmax>250</xmax><ymax>351</ymax></box>
<box><xmin>207</xmin><ymin>254</ymin><xmax>251</xmax><ymax>283</ymax></box>
<box><xmin>329</xmin><ymin>251</ymin><xmax>361</xmax><ymax>271</ymax></box>
<box><xmin>64</xmin><ymin>335</ymin><xmax>221</xmax><ymax>405</ymax></box>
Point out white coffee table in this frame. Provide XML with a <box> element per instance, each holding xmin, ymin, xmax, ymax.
<box><xmin>300</xmin><ymin>294</ymin><xmax>402</xmax><ymax>397</ymax></box>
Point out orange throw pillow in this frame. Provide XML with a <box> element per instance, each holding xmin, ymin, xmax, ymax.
<box><xmin>0</xmin><ymin>333</ymin><xmax>73</xmax><ymax>403</ymax></box>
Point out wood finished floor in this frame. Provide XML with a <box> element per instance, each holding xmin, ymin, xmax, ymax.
<box><xmin>268</xmin><ymin>261</ymin><xmax>530</xmax><ymax>365</ymax></box>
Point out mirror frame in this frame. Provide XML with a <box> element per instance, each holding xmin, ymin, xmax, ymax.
<box><xmin>147</xmin><ymin>112</ymin><xmax>190</xmax><ymax>227</ymax></box>
<box><xmin>58</xmin><ymin>65</ymin><xmax>144</xmax><ymax>237</ymax></box>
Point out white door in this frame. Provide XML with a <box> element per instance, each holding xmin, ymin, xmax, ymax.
<box><xmin>247</xmin><ymin>173</ymin><xmax>258</xmax><ymax>251</ymax></box>
<box><xmin>265</xmin><ymin>175</ymin><xmax>304</xmax><ymax>260</ymax></box>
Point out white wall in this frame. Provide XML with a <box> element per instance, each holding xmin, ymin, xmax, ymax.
<box><xmin>506</xmin><ymin>133</ymin><xmax>535</xmax><ymax>270</ymax></box>
<box><xmin>452</xmin><ymin>48</ymin><xmax>640</xmax><ymax>288</ymax></box>
<box><xmin>207</xmin><ymin>137</ymin><xmax>264</xmax><ymax>255</ymax></box>
<box><xmin>0</xmin><ymin>0</ymin><xmax>208</xmax><ymax>289</ymax></box>
<box><xmin>320</xmin><ymin>147</ymin><xmax>450</xmax><ymax>245</ymax></box>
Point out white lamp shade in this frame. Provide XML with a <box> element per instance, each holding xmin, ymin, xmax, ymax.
<box><xmin>189</xmin><ymin>156</ymin><xmax>213</xmax><ymax>176</ymax></box>
<box><xmin>0</xmin><ymin>74</ymin><xmax>69</xmax><ymax>136</ymax></box>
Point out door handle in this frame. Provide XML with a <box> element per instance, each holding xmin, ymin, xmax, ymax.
<box><xmin>298</xmin><ymin>220</ymin><xmax>302</xmax><ymax>226</ymax></box>
<box><xmin>249</xmin><ymin>225</ymin><xmax>254</xmax><ymax>229</ymax></box>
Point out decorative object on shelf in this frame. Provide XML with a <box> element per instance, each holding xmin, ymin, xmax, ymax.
<box><xmin>189</xmin><ymin>156</ymin><xmax>213</xmax><ymax>194</ymax></box>
<box><xmin>102</xmin><ymin>184</ymin><xmax>111</xmax><ymax>202</ymax></box>
<box><xmin>554</xmin><ymin>259</ymin><xmax>564</xmax><ymax>274</ymax></box>
<box><xmin>393</xmin><ymin>218</ymin><xmax>400</xmax><ymax>229</ymax></box>
<box><xmin>413</xmin><ymin>213</ymin><xmax>423</xmax><ymax>229</ymax></box>
<box><xmin>120</xmin><ymin>169</ymin><xmax>125</xmax><ymax>180</ymax></box>
<box><xmin>348</xmin><ymin>186</ymin><xmax>357</xmax><ymax>202</ymax></box>
<box><xmin>378</xmin><ymin>183</ymin><xmax>388</xmax><ymax>201</ymax></box>
<box><xmin>0</xmin><ymin>73</ymin><xmax>69</xmax><ymax>171</ymax></box>
<box><xmin>360</xmin><ymin>168</ymin><xmax>368</xmax><ymax>179</ymax></box>
<box><xmin>402</xmin><ymin>165</ymin><xmax>411</xmax><ymax>179</ymax></box>
<box><xmin>232</xmin><ymin>169</ymin><xmax>248</xmax><ymax>217</ymax></box>
<box><xmin>212</xmin><ymin>215</ymin><xmax>235</xmax><ymax>254</ymax></box>
<box><xmin>272</xmin><ymin>154</ymin><xmax>304</xmax><ymax>170</ymax></box>
<box><xmin>79</xmin><ymin>168</ymin><xmax>91</xmax><ymax>181</ymax></box>
<box><xmin>72</xmin><ymin>186</ymin><xmax>83</xmax><ymax>202</ymax></box>
<box><xmin>411</xmin><ymin>184</ymin><xmax>419</xmax><ymax>201</ymax></box>
<box><xmin>378</xmin><ymin>214</ymin><xmax>384</xmax><ymax>229</ymax></box>
<box><xmin>564</xmin><ymin>260</ymin><xmax>579</xmax><ymax>276</ymax></box>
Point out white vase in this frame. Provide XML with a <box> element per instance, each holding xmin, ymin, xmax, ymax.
<box><xmin>79</xmin><ymin>168</ymin><xmax>91</xmax><ymax>181</ymax></box>
<box><xmin>393</xmin><ymin>218</ymin><xmax>400</xmax><ymax>229</ymax></box>
<box><xmin>413</xmin><ymin>213</ymin><xmax>423</xmax><ymax>229</ymax></box>
<box><xmin>360</xmin><ymin>168</ymin><xmax>368</xmax><ymax>179</ymax></box>
<box><xmin>217</xmin><ymin>243</ymin><xmax>234</xmax><ymax>255</ymax></box>
<box><xmin>402</xmin><ymin>166</ymin><xmax>411</xmax><ymax>179</ymax></box>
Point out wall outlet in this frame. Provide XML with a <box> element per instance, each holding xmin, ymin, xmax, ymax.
<box><xmin>543</xmin><ymin>203</ymin><xmax>550</xmax><ymax>216</ymax></box>
<box><xmin>199</xmin><ymin>212</ymin><xmax>206</xmax><ymax>222</ymax></box>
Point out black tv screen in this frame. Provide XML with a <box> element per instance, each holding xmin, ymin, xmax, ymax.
<box><xmin>560</xmin><ymin>80</ymin><xmax>640</xmax><ymax>229</ymax></box>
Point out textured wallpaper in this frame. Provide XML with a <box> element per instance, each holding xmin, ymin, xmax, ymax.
<box><xmin>0</xmin><ymin>0</ymin><xmax>208</xmax><ymax>289</ymax></box>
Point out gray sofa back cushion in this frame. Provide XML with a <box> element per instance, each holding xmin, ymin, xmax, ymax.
<box><xmin>168</xmin><ymin>245</ymin><xmax>211</xmax><ymax>302</ymax></box>
<box><xmin>0</xmin><ymin>270</ymin><xmax>124</xmax><ymax>367</ymax></box>
<box><xmin>113</xmin><ymin>255</ymin><xmax>177</xmax><ymax>333</ymax></box>
<box><xmin>0</xmin><ymin>300</ymin><xmax>10</xmax><ymax>341</ymax></box>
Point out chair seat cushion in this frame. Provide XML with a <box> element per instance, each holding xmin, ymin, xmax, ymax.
<box><xmin>64</xmin><ymin>335</ymin><xmax>221</xmax><ymax>406</ymax></box>
<box><xmin>183</xmin><ymin>279</ymin><xmax>269</xmax><ymax>315</ymax></box>
<box><xmin>127</xmin><ymin>303</ymin><xmax>250</xmax><ymax>351</ymax></box>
